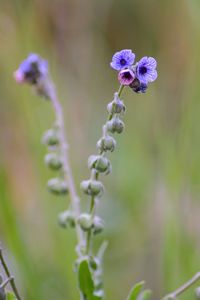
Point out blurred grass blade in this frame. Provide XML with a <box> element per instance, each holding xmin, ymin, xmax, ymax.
<box><xmin>127</xmin><ymin>281</ymin><xmax>145</xmax><ymax>300</ymax></box>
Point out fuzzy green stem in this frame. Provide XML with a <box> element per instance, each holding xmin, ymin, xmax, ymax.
<box><xmin>0</xmin><ymin>248</ymin><xmax>22</xmax><ymax>300</ymax></box>
<box><xmin>118</xmin><ymin>84</ymin><xmax>124</xmax><ymax>97</ymax></box>
<box><xmin>85</xmin><ymin>85</ymin><xmax>125</xmax><ymax>256</ymax></box>
<box><xmin>108</xmin><ymin>85</ymin><xmax>124</xmax><ymax>121</ymax></box>
<box><xmin>163</xmin><ymin>272</ymin><xmax>200</xmax><ymax>299</ymax></box>
<box><xmin>85</xmin><ymin>195</ymin><xmax>95</xmax><ymax>255</ymax></box>
<box><xmin>49</xmin><ymin>85</ymin><xmax>85</xmax><ymax>253</ymax></box>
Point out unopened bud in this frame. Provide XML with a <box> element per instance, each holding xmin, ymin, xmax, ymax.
<box><xmin>44</xmin><ymin>153</ymin><xmax>63</xmax><ymax>170</ymax></box>
<box><xmin>47</xmin><ymin>178</ymin><xmax>68</xmax><ymax>195</ymax></box>
<box><xmin>89</xmin><ymin>256</ymin><xmax>100</xmax><ymax>271</ymax></box>
<box><xmin>106</xmin><ymin>117</ymin><xmax>124</xmax><ymax>134</ymax></box>
<box><xmin>58</xmin><ymin>211</ymin><xmax>75</xmax><ymax>228</ymax></box>
<box><xmin>78</xmin><ymin>213</ymin><xmax>93</xmax><ymax>231</ymax></box>
<box><xmin>88</xmin><ymin>155</ymin><xmax>111</xmax><ymax>173</ymax></box>
<box><xmin>97</xmin><ymin>136</ymin><xmax>116</xmax><ymax>152</ymax></box>
<box><xmin>93</xmin><ymin>216</ymin><xmax>104</xmax><ymax>234</ymax></box>
<box><xmin>107</xmin><ymin>94</ymin><xmax>125</xmax><ymax>114</ymax></box>
<box><xmin>42</xmin><ymin>129</ymin><xmax>59</xmax><ymax>146</ymax></box>
<box><xmin>80</xmin><ymin>180</ymin><xmax>104</xmax><ymax>197</ymax></box>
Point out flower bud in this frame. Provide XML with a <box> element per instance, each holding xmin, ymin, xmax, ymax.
<box><xmin>93</xmin><ymin>216</ymin><xmax>104</xmax><ymax>235</ymax></box>
<box><xmin>47</xmin><ymin>178</ymin><xmax>68</xmax><ymax>195</ymax></box>
<box><xmin>129</xmin><ymin>78</ymin><xmax>148</xmax><ymax>93</ymax></box>
<box><xmin>89</xmin><ymin>256</ymin><xmax>100</xmax><ymax>271</ymax></box>
<box><xmin>78</xmin><ymin>213</ymin><xmax>93</xmax><ymax>231</ymax></box>
<box><xmin>42</xmin><ymin>129</ymin><xmax>59</xmax><ymax>146</ymax></box>
<box><xmin>88</xmin><ymin>155</ymin><xmax>110</xmax><ymax>173</ymax></box>
<box><xmin>44</xmin><ymin>153</ymin><xmax>63</xmax><ymax>170</ymax></box>
<box><xmin>97</xmin><ymin>136</ymin><xmax>116</xmax><ymax>152</ymax></box>
<box><xmin>58</xmin><ymin>211</ymin><xmax>75</xmax><ymax>228</ymax></box>
<box><xmin>80</xmin><ymin>180</ymin><xmax>104</xmax><ymax>197</ymax></box>
<box><xmin>107</xmin><ymin>94</ymin><xmax>125</xmax><ymax>114</ymax></box>
<box><xmin>106</xmin><ymin>117</ymin><xmax>125</xmax><ymax>134</ymax></box>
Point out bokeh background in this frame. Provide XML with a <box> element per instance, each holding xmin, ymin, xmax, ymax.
<box><xmin>0</xmin><ymin>0</ymin><xmax>200</xmax><ymax>299</ymax></box>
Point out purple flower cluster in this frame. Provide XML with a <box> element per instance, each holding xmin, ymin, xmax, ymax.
<box><xmin>14</xmin><ymin>53</ymin><xmax>48</xmax><ymax>85</ymax></box>
<box><xmin>110</xmin><ymin>49</ymin><xmax>157</xmax><ymax>93</ymax></box>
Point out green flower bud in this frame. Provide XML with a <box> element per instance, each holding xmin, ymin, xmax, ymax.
<box><xmin>42</xmin><ymin>129</ymin><xmax>59</xmax><ymax>146</ymax></box>
<box><xmin>88</xmin><ymin>155</ymin><xmax>110</xmax><ymax>173</ymax></box>
<box><xmin>89</xmin><ymin>256</ymin><xmax>100</xmax><ymax>271</ymax></box>
<box><xmin>78</xmin><ymin>213</ymin><xmax>93</xmax><ymax>231</ymax></box>
<box><xmin>80</xmin><ymin>180</ymin><xmax>104</xmax><ymax>196</ymax></box>
<box><xmin>106</xmin><ymin>117</ymin><xmax>125</xmax><ymax>134</ymax></box>
<box><xmin>93</xmin><ymin>216</ymin><xmax>104</xmax><ymax>235</ymax></box>
<box><xmin>44</xmin><ymin>153</ymin><xmax>63</xmax><ymax>170</ymax></box>
<box><xmin>107</xmin><ymin>97</ymin><xmax>125</xmax><ymax>114</ymax></box>
<box><xmin>58</xmin><ymin>210</ymin><xmax>75</xmax><ymax>228</ymax></box>
<box><xmin>47</xmin><ymin>178</ymin><xmax>68</xmax><ymax>195</ymax></box>
<box><xmin>97</xmin><ymin>136</ymin><xmax>116</xmax><ymax>152</ymax></box>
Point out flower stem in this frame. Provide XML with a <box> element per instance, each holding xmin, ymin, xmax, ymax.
<box><xmin>0</xmin><ymin>247</ymin><xmax>22</xmax><ymax>300</ymax></box>
<box><xmin>85</xmin><ymin>85</ymin><xmax>125</xmax><ymax>257</ymax></box>
<box><xmin>85</xmin><ymin>195</ymin><xmax>95</xmax><ymax>255</ymax></box>
<box><xmin>118</xmin><ymin>84</ymin><xmax>124</xmax><ymax>97</ymax></box>
<box><xmin>49</xmin><ymin>85</ymin><xmax>84</xmax><ymax>253</ymax></box>
<box><xmin>163</xmin><ymin>272</ymin><xmax>200</xmax><ymax>299</ymax></box>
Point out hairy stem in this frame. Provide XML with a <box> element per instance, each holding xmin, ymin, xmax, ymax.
<box><xmin>0</xmin><ymin>248</ymin><xmax>22</xmax><ymax>300</ymax></box>
<box><xmin>164</xmin><ymin>272</ymin><xmax>200</xmax><ymax>299</ymax></box>
<box><xmin>85</xmin><ymin>85</ymin><xmax>125</xmax><ymax>256</ymax></box>
<box><xmin>49</xmin><ymin>85</ymin><xmax>84</xmax><ymax>252</ymax></box>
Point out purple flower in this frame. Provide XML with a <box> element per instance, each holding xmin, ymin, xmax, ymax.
<box><xmin>136</xmin><ymin>56</ymin><xmax>157</xmax><ymax>84</ymax></box>
<box><xmin>118</xmin><ymin>68</ymin><xmax>135</xmax><ymax>86</ymax></box>
<box><xmin>130</xmin><ymin>78</ymin><xmax>148</xmax><ymax>93</ymax></box>
<box><xmin>14</xmin><ymin>53</ymin><xmax>48</xmax><ymax>84</ymax></box>
<box><xmin>110</xmin><ymin>49</ymin><xmax>135</xmax><ymax>71</ymax></box>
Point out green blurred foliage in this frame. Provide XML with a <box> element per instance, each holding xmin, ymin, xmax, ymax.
<box><xmin>0</xmin><ymin>0</ymin><xmax>200</xmax><ymax>299</ymax></box>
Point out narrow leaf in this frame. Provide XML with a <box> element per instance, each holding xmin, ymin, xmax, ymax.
<box><xmin>127</xmin><ymin>281</ymin><xmax>145</xmax><ymax>300</ymax></box>
<box><xmin>78</xmin><ymin>259</ymin><xmax>98</xmax><ymax>300</ymax></box>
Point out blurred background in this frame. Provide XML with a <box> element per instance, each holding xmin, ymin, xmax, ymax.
<box><xmin>0</xmin><ymin>0</ymin><xmax>200</xmax><ymax>299</ymax></box>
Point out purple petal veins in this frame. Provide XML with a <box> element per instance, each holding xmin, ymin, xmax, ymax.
<box><xmin>110</xmin><ymin>49</ymin><xmax>135</xmax><ymax>71</ymax></box>
<box><xmin>136</xmin><ymin>56</ymin><xmax>157</xmax><ymax>84</ymax></box>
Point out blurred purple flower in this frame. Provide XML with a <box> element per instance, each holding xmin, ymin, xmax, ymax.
<box><xmin>110</xmin><ymin>49</ymin><xmax>135</xmax><ymax>71</ymax></box>
<box><xmin>136</xmin><ymin>57</ymin><xmax>157</xmax><ymax>84</ymax></box>
<box><xmin>14</xmin><ymin>53</ymin><xmax>48</xmax><ymax>84</ymax></box>
<box><xmin>118</xmin><ymin>68</ymin><xmax>135</xmax><ymax>86</ymax></box>
<box><xmin>130</xmin><ymin>78</ymin><xmax>148</xmax><ymax>93</ymax></box>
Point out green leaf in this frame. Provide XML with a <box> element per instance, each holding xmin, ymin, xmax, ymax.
<box><xmin>127</xmin><ymin>281</ymin><xmax>145</xmax><ymax>300</ymax></box>
<box><xmin>137</xmin><ymin>289</ymin><xmax>152</xmax><ymax>300</ymax></box>
<box><xmin>78</xmin><ymin>259</ymin><xmax>101</xmax><ymax>300</ymax></box>
<box><xmin>6</xmin><ymin>293</ymin><xmax>17</xmax><ymax>300</ymax></box>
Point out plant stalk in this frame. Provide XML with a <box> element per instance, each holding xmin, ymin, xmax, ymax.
<box><xmin>0</xmin><ymin>248</ymin><xmax>22</xmax><ymax>300</ymax></box>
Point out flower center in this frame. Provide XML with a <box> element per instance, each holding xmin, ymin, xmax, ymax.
<box><xmin>120</xmin><ymin>58</ymin><xmax>127</xmax><ymax>66</ymax></box>
<box><xmin>139</xmin><ymin>66</ymin><xmax>147</xmax><ymax>75</ymax></box>
<box><xmin>123</xmin><ymin>71</ymin><xmax>132</xmax><ymax>79</ymax></box>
